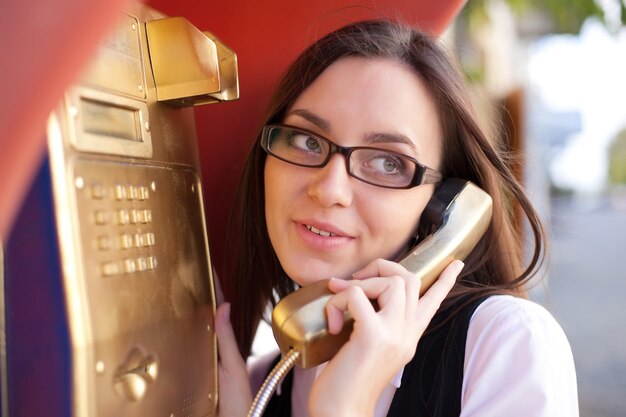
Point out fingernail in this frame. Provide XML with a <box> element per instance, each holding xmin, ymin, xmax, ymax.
<box><xmin>220</xmin><ymin>302</ymin><xmax>231</xmax><ymax>323</ymax></box>
<box><xmin>453</xmin><ymin>260</ymin><xmax>465</xmax><ymax>274</ymax></box>
<box><xmin>328</xmin><ymin>278</ymin><xmax>348</xmax><ymax>290</ymax></box>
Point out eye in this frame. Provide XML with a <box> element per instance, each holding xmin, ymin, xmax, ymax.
<box><xmin>352</xmin><ymin>149</ymin><xmax>415</xmax><ymax>186</ymax></box>
<box><xmin>368</xmin><ymin>155</ymin><xmax>404</xmax><ymax>175</ymax></box>
<box><xmin>290</xmin><ymin>133</ymin><xmax>323</xmax><ymax>153</ymax></box>
<box><xmin>382</xmin><ymin>158</ymin><xmax>399</xmax><ymax>173</ymax></box>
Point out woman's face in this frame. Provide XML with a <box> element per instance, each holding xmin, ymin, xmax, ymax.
<box><xmin>264</xmin><ymin>57</ymin><xmax>443</xmax><ymax>287</ymax></box>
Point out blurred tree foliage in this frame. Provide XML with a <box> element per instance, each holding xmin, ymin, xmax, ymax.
<box><xmin>463</xmin><ymin>0</ymin><xmax>625</xmax><ymax>34</ymax></box>
<box><xmin>609</xmin><ymin>129</ymin><xmax>626</xmax><ymax>184</ymax></box>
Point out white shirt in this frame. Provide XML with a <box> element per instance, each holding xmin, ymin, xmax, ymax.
<box><xmin>249</xmin><ymin>295</ymin><xmax>579</xmax><ymax>417</ymax></box>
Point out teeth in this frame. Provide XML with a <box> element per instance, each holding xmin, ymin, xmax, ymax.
<box><xmin>306</xmin><ymin>225</ymin><xmax>337</xmax><ymax>237</ymax></box>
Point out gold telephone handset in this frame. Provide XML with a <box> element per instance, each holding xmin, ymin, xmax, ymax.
<box><xmin>247</xmin><ymin>179</ymin><xmax>493</xmax><ymax>417</ymax></box>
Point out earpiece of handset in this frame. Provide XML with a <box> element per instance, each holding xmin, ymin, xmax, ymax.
<box><xmin>400</xmin><ymin>178</ymin><xmax>492</xmax><ymax>295</ymax></box>
<box><xmin>271</xmin><ymin>178</ymin><xmax>492</xmax><ymax>369</ymax></box>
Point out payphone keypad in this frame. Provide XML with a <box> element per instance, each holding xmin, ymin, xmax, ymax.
<box><xmin>68</xmin><ymin>159</ymin><xmax>216</xmax><ymax>416</ymax></box>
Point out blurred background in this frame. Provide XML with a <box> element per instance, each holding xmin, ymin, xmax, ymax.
<box><xmin>448</xmin><ymin>1</ymin><xmax>626</xmax><ymax>415</ymax></box>
<box><xmin>246</xmin><ymin>1</ymin><xmax>626</xmax><ymax>415</ymax></box>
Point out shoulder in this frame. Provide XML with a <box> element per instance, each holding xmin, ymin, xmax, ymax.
<box><xmin>466</xmin><ymin>294</ymin><xmax>574</xmax><ymax>365</ymax></box>
<box><xmin>469</xmin><ymin>294</ymin><xmax>566</xmax><ymax>340</ymax></box>
<box><xmin>461</xmin><ymin>295</ymin><xmax>579</xmax><ymax>417</ymax></box>
<box><xmin>464</xmin><ymin>294</ymin><xmax>574</xmax><ymax>382</ymax></box>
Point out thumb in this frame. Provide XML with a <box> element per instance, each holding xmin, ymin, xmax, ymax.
<box><xmin>215</xmin><ymin>303</ymin><xmax>247</xmax><ymax>374</ymax></box>
<box><xmin>215</xmin><ymin>303</ymin><xmax>252</xmax><ymax>417</ymax></box>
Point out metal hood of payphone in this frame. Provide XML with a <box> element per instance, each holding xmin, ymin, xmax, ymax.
<box><xmin>146</xmin><ymin>16</ymin><xmax>239</xmax><ymax>106</ymax></box>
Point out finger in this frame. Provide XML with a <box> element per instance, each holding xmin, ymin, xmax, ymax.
<box><xmin>352</xmin><ymin>258</ymin><xmax>408</xmax><ymax>280</ymax></box>
<box><xmin>328</xmin><ymin>276</ymin><xmax>406</xmax><ymax>314</ymax></box>
<box><xmin>326</xmin><ymin>302</ymin><xmax>347</xmax><ymax>335</ymax></box>
<box><xmin>352</xmin><ymin>259</ymin><xmax>421</xmax><ymax>316</ymax></box>
<box><xmin>346</xmin><ymin>257</ymin><xmax>421</xmax><ymax>318</ymax></box>
<box><xmin>215</xmin><ymin>303</ymin><xmax>251</xmax><ymax>417</ymax></box>
<box><xmin>326</xmin><ymin>276</ymin><xmax>408</xmax><ymax>332</ymax></box>
<box><xmin>215</xmin><ymin>303</ymin><xmax>247</xmax><ymax>374</ymax></box>
<box><xmin>325</xmin><ymin>285</ymin><xmax>376</xmax><ymax>334</ymax></box>
<box><xmin>214</xmin><ymin>272</ymin><xmax>225</xmax><ymax>305</ymax></box>
<box><xmin>414</xmin><ymin>260</ymin><xmax>463</xmax><ymax>323</ymax></box>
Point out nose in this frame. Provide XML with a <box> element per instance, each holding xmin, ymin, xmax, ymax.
<box><xmin>308</xmin><ymin>153</ymin><xmax>353</xmax><ymax>207</ymax></box>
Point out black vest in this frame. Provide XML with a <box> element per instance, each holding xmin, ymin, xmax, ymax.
<box><xmin>263</xmin><ymin>296</ymin><xmax>488</xmax><ymax>416</ymax></box>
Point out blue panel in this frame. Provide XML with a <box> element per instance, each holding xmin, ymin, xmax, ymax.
<box><xmin>3</xmin><ymin>156</ymin><xmax>71</xmax><ymax>417</ymax></box>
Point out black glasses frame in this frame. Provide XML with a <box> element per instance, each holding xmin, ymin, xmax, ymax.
<box><xmin>260</xmin><ymin>124</ymin><xmax>443</xmax><ymax>189</ymax></box>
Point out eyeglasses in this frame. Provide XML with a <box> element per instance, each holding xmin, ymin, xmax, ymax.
<box><xmin>260</xmin><ymin>124</ymin><xmax>443</xmax><ymax>189</ymax></box>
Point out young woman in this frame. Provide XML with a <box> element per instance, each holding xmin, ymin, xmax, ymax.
<box><xmin>214</xmin><ymin>20</ymin><xmax>578</xmax><ymax>417</ymax></box>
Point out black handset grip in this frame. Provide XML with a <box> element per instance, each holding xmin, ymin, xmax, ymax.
<box><xmin>401</xmin><ymin>179</ymin><xmax>492</xmax><ymax>296</ymax></box>
<box><xmin>417</xmin><ymin>177</ymin><xmax>468</xmax><ymax>237</ymax></box>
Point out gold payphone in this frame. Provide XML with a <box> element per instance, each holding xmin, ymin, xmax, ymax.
<box><xmin>1</xmin><ymin>4</ymin><xmax>236</xmax><ymax>416</ymax></box>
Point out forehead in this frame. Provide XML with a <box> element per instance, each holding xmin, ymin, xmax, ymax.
<box><xmin>287</xmin><ymin>57</ymin><xmax>442</xmax><ymax>162</ymax></box>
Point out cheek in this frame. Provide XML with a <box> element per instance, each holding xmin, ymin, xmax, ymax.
<box><xmin>361</xmin><ymin>185</ymin><xmax>434</xmax><ymax>255</ymax></box>
<box><xmin>264</xmin><ymin>158</ymin><xmax>290</xmax><ymax>205</ymax></box>
<box><xmin>405</xmin><ymin>185</ymin><xmax>436</xmax><ymax>232</ymax></box>
<box><xmin>264</xmin><ymin>163</ymin><xmax>275</xmax><ymax>211</ymax></box>
<box><xmin>264</xmin><ymin>161</ymin><xmax>282</xmax><ymax>234</ymax></box>
<box><xmin>264</xmin><ymin>159</ymin><xmax>301</xmax><ymax>243</ymax></box>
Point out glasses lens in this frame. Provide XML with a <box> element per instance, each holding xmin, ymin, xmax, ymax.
<box><xmin>266</xmin><ymin>127</ymin><xmax>330</xmax><ymax>166</ymax></box>
<box><xmin>350</xmin><ymin>149</ymin><xmax>417</xmax><ymax>188</ymax></box>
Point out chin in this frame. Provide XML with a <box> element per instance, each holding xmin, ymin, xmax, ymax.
<box><xmin>289</xmin><ymin>271</ymin><xmax>337</xmax><ymax>288</ymax></box>
<box><xmin>285</xmin><ymin>260</ymin><xmax>354</xmax><ymax>287</ymax></box>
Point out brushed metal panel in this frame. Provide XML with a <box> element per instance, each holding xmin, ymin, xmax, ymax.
<box><xmin>81</xmin><ymin>14</ymin><xmax>147</xmax><ymax>100</ymax></box>
<box><xmin>69</xmin><ymin>159</ymin><xmax>216</xmax><ymax>417</ymax></box>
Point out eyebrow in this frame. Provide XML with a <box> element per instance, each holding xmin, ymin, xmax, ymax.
<box><xmin>287</xmin><ymin>109</ymin><xmax>331</xmax><ymax>132</ymax></box>
<box><xmin>364</xmin><ymin>132</ymin><xmax>417</xmax><ymax>152</ymax></box>
<box><xmin>288</xmin><ymin>108</ymin><xmax>418</xmax><ymax>153</ymax></box>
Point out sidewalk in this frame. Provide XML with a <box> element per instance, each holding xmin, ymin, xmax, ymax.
<box><xmin>533</xmin><ymin>196</ymin><xmax>626</xmax><ymax>417</ymax></box>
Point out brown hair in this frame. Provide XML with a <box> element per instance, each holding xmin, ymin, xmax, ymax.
<box><xmin>222</xmin><ymin>20</ymin><xmax>546</xmax><ymax>357</ymax></box>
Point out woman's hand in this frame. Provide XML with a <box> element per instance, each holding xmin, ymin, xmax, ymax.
<box><xmin>214</xmin><ymin>303</ymin><xmax>252</xmax><ymax>417</ymax></box>
<box><xmin>308</xmin><ymin>259</ymin><xmax>463</xmax><ymax>417</ymax></box>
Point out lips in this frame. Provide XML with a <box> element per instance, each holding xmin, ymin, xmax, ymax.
<box><xmin>298</xmin><ymin>219</ymin><xmax>350</xmax><ymax>238</ymax></box>
<box><xmin>305</xmin><ymin>224</ymin><xmax>337</xmax><ymax>237</ymax></box>
<box><xmin>294</xmin><ymin>221</ymin><xmax>352</xmax><ymax>251</ymax></box>
<box><xmin>292</xmin><ymin>218</ymin><xmax>354</xmax><ymax>250</ymax></box>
